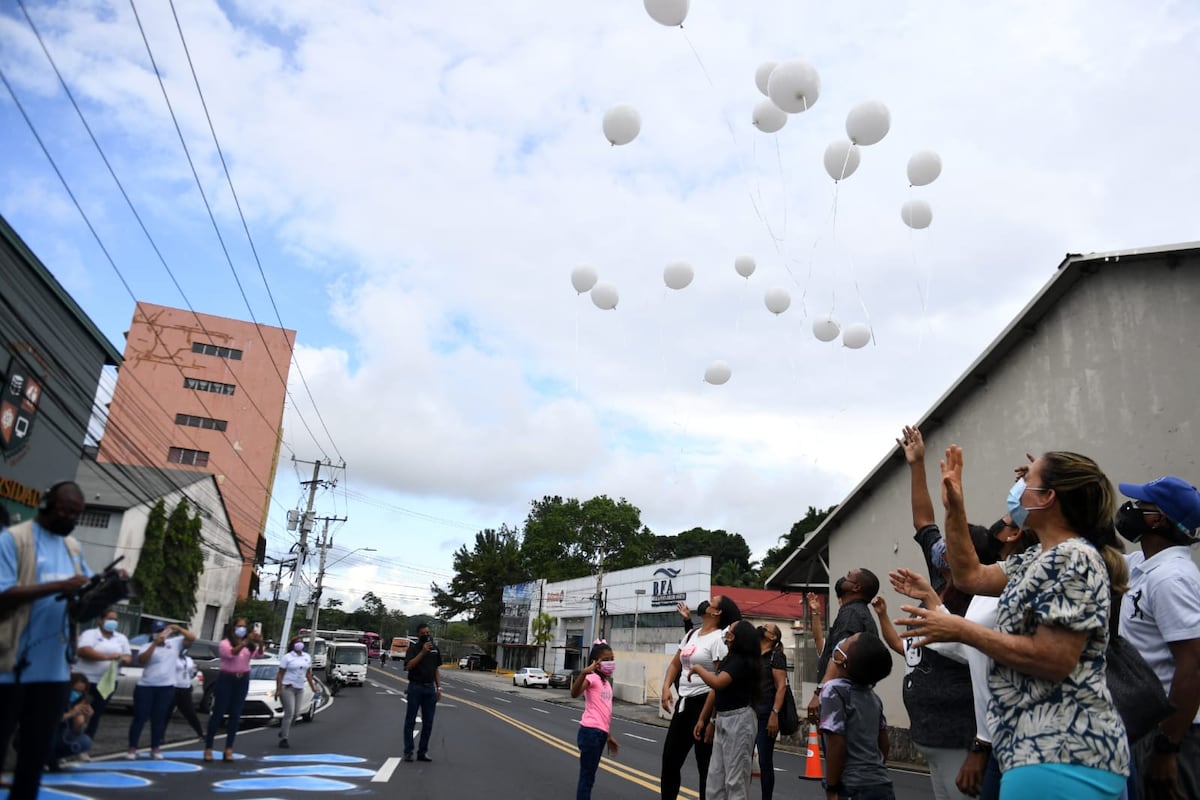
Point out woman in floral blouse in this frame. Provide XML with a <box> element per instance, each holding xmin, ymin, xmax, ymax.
<box><xmin>896</xmin><ymin>448</ymin><xmax>1129</xmax><ymax>800</ymax></box>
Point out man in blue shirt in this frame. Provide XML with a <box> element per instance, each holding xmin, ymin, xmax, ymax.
<box><xmin>0</xmin><ymin>481</ymin><xmax>90</xmax><ymax>799</ymax></box>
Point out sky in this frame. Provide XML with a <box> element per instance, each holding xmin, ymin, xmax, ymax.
<box><xmin>3</xmin><ymin>0</ymin><xmax>1198</xmax><ymax>617</ymax></box>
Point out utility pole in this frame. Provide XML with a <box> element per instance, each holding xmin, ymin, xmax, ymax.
<box><xmin>279</xmin><ymin>459</ymin><xmax>331</xmax><ymax>645</ymax></box>
<box><xmin>589</xmin><ymin>565</ymin><xmax>604</xmax><ymax>647</ymax></box>
<box><xmin>307</xmin><ymin>515</ymin><xmax>347</xmax><ymax>654</ymax></box>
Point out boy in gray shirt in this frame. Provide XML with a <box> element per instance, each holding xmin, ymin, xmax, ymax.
<box><xmin>818</xmin><ymin>632</ymin><xmax>895</xmax><ymax>799</ymax></box>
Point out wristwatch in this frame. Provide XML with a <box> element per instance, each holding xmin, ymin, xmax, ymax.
<box><xmin>968</xmin><ymin>738</ymin><xmax>992</xmax><ymax>753</ymax></box>
<box><xmin>1152</xmin><ymin>733</ymin><xmax>1181</xmax><ymax>754</ymax></box>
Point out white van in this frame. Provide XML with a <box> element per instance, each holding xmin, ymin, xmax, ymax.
<box><xmin>310</xmin><ymin>637</ymin><xmax>328</xmax><ymax>670</ymax></box>
<box><xmin>326</xmin><ymin>641</ymin><xmax>368</xmax><ymax>685</ymax></box>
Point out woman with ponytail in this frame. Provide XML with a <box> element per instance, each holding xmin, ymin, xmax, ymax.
<box><xmin>571</xmin><ymin>640</ymin><xmax>619</xmax><ymax>800</ymax></box>
<box><xmin>895</xmin><ymin>448</ymin><xmax>1129</xmax><ymax>800</ymax></box>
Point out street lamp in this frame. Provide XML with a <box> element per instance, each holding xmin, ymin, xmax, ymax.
<box><xmin>633</xmin><ymin>589</ymin><xmax>646</xmax><ymax>651</ymax></box>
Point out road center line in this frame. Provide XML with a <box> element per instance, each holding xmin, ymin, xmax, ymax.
<box><xmin>372</xmin><ymin>757</ymin><xmax>401</xmax><ymax>783</ymax></box>
<box><xmin>492</xmin><ymin>697</ymin><xmax>512</xmax><ymax>703</ymax></box>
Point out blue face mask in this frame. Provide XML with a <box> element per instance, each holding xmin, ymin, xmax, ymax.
<box><xmin>103</xmin><ymin>619</ymin><xmax>119</xmax><ymax>633</ymax></box>
<box><xmin>69</xmin><ymin>690</ymin><xmax>83</xmax><ymax>703</ymax></box>
<box><xmin>1007</xmin><ymin>478</ymin><xmax>1050</xmax><ymax>529</ymax></box>
<box><xmin>234</xmin><ymin>627</ymin><xmax>247</xmax><ymax>638</ymax></box>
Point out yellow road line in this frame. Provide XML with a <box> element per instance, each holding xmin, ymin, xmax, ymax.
<box><xmin>368</xmin><ymin>666</ymin><xmax>699</xmax><ymax>798</ymax></box>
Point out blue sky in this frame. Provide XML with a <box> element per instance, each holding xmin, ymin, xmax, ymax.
<box><xmin>3</xmin><ymin>0</ymin><xmax>1199</xmax><ymax>615</ymax></box>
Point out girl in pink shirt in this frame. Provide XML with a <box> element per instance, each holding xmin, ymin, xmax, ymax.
<box><xmin>571</xmin><ymin>641</ymin><xmax>619</xmax><ymax>800</ymax></box>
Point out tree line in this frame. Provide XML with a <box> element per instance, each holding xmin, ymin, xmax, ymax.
<box><xmin>430</xmin><ymin>495</ymin><xmax>834</xmax><ymax>642</ymax></box>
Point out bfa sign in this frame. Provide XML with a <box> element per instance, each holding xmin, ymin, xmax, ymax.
<box><xmin>650</xmin><ymin>567</ymin><xmax>687</xmax><ymax>607</ymax></box>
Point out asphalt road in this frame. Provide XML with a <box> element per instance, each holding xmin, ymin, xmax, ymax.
<box><xmin>5</xmin><ymin>665</ymin><xmax>936</xmax><ymax>799</ymax></box>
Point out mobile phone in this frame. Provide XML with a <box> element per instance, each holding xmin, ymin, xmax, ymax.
<box><xmin>253</xmin><ymin>622</ymin><xmax>262</xmax><ymax>634</ymax></box>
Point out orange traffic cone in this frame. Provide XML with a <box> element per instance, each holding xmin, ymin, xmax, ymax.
<box><xmin>751</xmin><ymin>746</ymin><xmax>761</xmax><ymax>779</ymax></box>
<box><xmin>798</xmin><ymin>727</ymin><xmax>824</xmax><ymax>781</ymax></box>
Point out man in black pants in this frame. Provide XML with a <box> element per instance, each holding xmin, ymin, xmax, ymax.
<box><xmin>402</xmin><ymin>623</ymin><xmax>442</xmax><ymax>763</ymax></box>
<box><xmin>0</xmin><ymin>482</ymin><xmax>90</xmax><ymax>799</ymax></box>
<box><xmin>805</xmin><ymin>568</ymin><xmax>879</xmax><ymax>723</ymax></box>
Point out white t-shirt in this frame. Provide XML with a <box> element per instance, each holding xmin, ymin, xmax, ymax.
<box><xmin>138</xmin><ymin>637</ymin><xmax>184</xmax><ymax>687</ymax></box>
<box><xmin>174</xmin><ymin>654</ymin><xmax>196</xmax><ymax>689</ymax></box>
<box><xmin>677</xmin><ymin>628</ymin><xmax>728</xmax><ymax>699</ymax></box>
<box><xmin>75</xmin><ymin>628</ymin><xmax>131</xmax><ymax>684</ymax></box>
<box><xmin>279</xmin><ymin>650</ymin><xmax>312</xmax><ymax>688</ymax></box>
<box><xmin>1121</xmin><ymin>548</ymin><xmax>1200</xmax><ymax>725</ymax></box>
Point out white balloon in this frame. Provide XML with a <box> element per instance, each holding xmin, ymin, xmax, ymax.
<box><xmin>907</xmin><ymin>150</ymin><xmax>942</xmax><ymax>186</ymax></box>
<box><xmin>752</xmin><ymin>100</ymin><xmax>787</xmax><ymax>134</ymax></box>
<box><xmin>845</xmin><ymin>101</ymin><xmax>891</xmax><ymax>146</ymax></box>
<box><xmin>663</xmin><ymin>261</ymin><xmax>694</xmax><ymax>290</ymax></box>
<box><xmin>812</xmin><ymin>316</ymin><xmax>840</xmax><ymax>342</ymax></box>
<box><xmin>704</xmin><ymin>360</ymin><xmax>731</xmax><ymax>386</ymax></box>
<box><xmin>823</xmin><ymin>140</ymin><xmax>861</xmax><ymax>181</ymax></box>
<box><xmin>643</xmin><ymin>0</ymin><xmax>689</xmax><ymax>26</ymax></box>
<box><xmin>766</xmin><ymin>60</ymin><xmax>821</xmax><ymax>114</ymax></box>
<box><xmin>602</xmin><ymin>105</ymin><xmax>641</xmax><ymax>146</ymax></box>
<box><xmin>843</xmin><ymin>323</ymin><xmax>872</xmax><ymax>349</ymax></box>
<box><xmin>764</xmin><ymin>287</ymin><xmax>791</xmax><ymax>315</ymax></box>
<box><xmin>900</xmin><ymin>199</ymin><xmax>933</xmax><ymax>229</ymax></box>
<box><xmin>590</xmin><ymin>282</ymin><xmax>619</xmax><ymax>310</ymax></box>
<box><xmin>754</xmin><ymin>61</ymin><xmax>778</xmax><ymax>96</ymax></box>
<box><xmin>734</xmin><ymin>255</ymin><xmax>756</xmax><ymax>278</ymax></box>
<box><xmin>571</xmin><ymin>265</ymin><xmax>598</xmax><ymax>294</ymax></box>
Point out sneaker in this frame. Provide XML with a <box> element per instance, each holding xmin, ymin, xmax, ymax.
<box><xmin>403</xmin><ymin>754</ymin><xmax>414</xmax><ymax>762</ymax></box>
<box><xmin>125</xmin><ymin>749</ymin><xmax>137</xmax><ymax>760</ymax></box>
<box><xmin>417</xmin><ymin>755</ymin><xmax>433</xmax><ymax>763</ymax></box>
<box><xmin>151</xmin><ymin>749</ymin><xmax>164</xmax><ymax>760</ymax></box>
<box><xmin>279</xmin><ymin>739</ymin><xmax>290</xmax><ymax>749</ymax></box>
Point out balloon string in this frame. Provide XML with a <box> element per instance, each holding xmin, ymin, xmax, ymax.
<box><xmin>574</xmin><ymin>303</ymin><xmax>581</xmax><ymax>395</ymax></box>
<box><xmin>775</xmin><ymin>136</ymin><xmax>788</xmax><ymax>241</ymax></box>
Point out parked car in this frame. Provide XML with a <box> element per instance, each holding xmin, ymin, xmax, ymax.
<box><xmin>512</xmin><ymin>667</ymin><xmax>549</xmax><ymax>688</ymax></box>
<box><xmin>463</xmin><ymin>653</ymin><xmax>497</xmax><ymax>671</ymax></box>
<box><xmin>547</xmin><ymin>669</ymin><xmax>575</xmax><ymax>689</ymax></box>
<box><xmin>458</xmin><ymin>657</ymin><xmax>470</xmax><ymax>669</ymax></box>
<box><xmin>108</xmin><ymin>647</ymin><xmax>203</xmax><ymax>710</ymax></box>
<box><xmin>242</xmin><ymin>659</ymin><xmax>320</xmax><ymax>722</ymax></box>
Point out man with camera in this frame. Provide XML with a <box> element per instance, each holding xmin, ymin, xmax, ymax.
<box><xmin>403</xmin><ymin>623</ymin><xmax>442</xmax><ymax>763</ymax></box>
<box><xmin>0</xmin><ymin>481</ymin><xmax>91</xmax><ymax>799</ymax></box>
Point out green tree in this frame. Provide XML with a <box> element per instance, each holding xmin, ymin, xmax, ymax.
<box><xmin>520</xmin><ymin>495</ymin><xmax>655</xmax><ymax>581</ymax></box>
<box><xmin>431</xmin><ymin>525</ymin><xmax>530</xmax><ymax>642</ymax></box>
<box><xmin>158</xmin><ymin>499</ymin><xmax>204</xmax><ymax>620</ymax></box>
<box><xmin>132</xmin><ymin>499</ymin><xmax>168</xmax><ymax>609</ymax></box>
<box><xmin>758</xmin><ymin>505</ymin><xmax>837</xmax><ymax>583</ymax></box>
<box><xmin>674</xmin><ymin>527</ymin><xmax>754</xmax><ymax>580</ymax></box>
<box><xmin>233</xmin><ymin>597</ymin><xmax>274</xmax><ymax>637</ymax></box>
<box><xmin>531</xmin><ymin>611</ymin><xmax>556</xmax><ymax>670</ymax></box>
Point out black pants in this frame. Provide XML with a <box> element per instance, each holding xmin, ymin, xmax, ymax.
<box><xmin>84</xmin><ymin>681</ymin><xmax>112</xmax><ymax>738</ymax></box>
<box><xmin>169</xmin><ymin>687</ymin><xmax>205</xmax><ymax>737</ymax></box>
<box><xmin>0</xmin><ymin>681</ymin><xmax>69</xmax><ymax>800</ymax></box>
<box><xmin>660</xmin><ymin>693</ymin><xmax>713</xmax><ymax>800</ymax></box>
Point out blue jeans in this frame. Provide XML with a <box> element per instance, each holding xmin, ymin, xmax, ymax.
<box><xmin>205</xmin><ymin>673</ymin><xmax>250</xmax><ymax>749</ymax></box>
<box><xmin>129</xmin><ymin>685</ymin><xmax>174</xmax><ymax>749</ymax></box>
<box><xmin>403</xmin><ymin>682</ymin><xmax>438</xmax><ymax>757</ymax></box>
<box><xmin>755</xmin><ymin>709</ymin><xmax>778</xmax><ymax>800</ymax></box>
<box><xmin>577</xmin><ymin>725</ymin><xmax>608</xmax><ymax>800</ymax></box>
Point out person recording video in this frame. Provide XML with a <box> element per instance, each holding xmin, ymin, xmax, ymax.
<box><xmin>0</xmin><ymin>481</ymin><xmax>92</xmax><ymax>800</ymax></box>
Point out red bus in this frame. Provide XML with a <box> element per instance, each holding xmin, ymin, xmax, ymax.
<box><xmin>300</xmin><ymin>628</ymin><xmax>382</xmax><ymax>658</ymax></box>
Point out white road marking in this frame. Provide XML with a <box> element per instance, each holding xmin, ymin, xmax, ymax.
<box><xmin>623</xmin><ymin>733</ymin><xmax>656</xmax><ymax>743</ymax></box>
<box><xmin>460</xmin><ymin>687</ymin><xmax>476</xmax><ymax>693</ymax></box>
<box><xmin>532</xmin><ymin>708</ymin><xmax>550</xmax><ymax>714</ymax></box>
<box><xmin>492</xmin><ymin>697</ymin><xmax>512</xmax><ymax>703</ymax></box>
<box><xmin>373</xmin><ymin>757</ymin><xmax>401</xmax><ymax>782</ymax></box>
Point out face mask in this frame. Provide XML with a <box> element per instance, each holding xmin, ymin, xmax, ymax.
<box><xmin>1115</xmin><ymin>501</ymin><xmax>1152</xmax><ymax>543</ymax></box>
<box><xmin>293</xmin><ymin>642</ymin><xmax>305</xmax><ymax>653</ymax></box>
<box><xmin>70</xmin><ymin>689</ymin><xmax>84</xmax><ymax>703</ymax></box>
<box><xmin>834</xmin><ymin>577</ymin><xmax>849</xmax><ymax>598</ymax></box>
<box><xmin>597</xmin><ymin>661</ymin><xmax>616</xmax><ymax>676</ymax></box>
<box><xmin>234</xmin><ymin>626</ymin><xmax>247</xmax><ymax>638</ymax></box>
<box><xmin>44</xmin><ymin>517</ymin><xmax>76</xmax><ymax>536</ymax></box>
<box><xmin>1006</xmin><ymin>479</ymin><xmax>1034</xmax><ymax>529</ymax></box>
<box><xmin>103</xmin><ymin>619</ymin><xmax>119</xmax><ymax>633</ymax></box>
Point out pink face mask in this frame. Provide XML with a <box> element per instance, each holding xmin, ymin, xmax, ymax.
<box><xmin>597</xmin><ymin>661</ymin><xmax>616</xmax><ymax>676</ymax></box>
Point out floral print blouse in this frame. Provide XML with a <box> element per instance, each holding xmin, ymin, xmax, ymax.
<box><xmin>987</xmin><ymin>537</ymin><xmax>1129</xmax><ymax>776</ymax></box>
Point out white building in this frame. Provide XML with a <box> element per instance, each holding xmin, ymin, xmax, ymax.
<box><xmin>766</xmin><ymin>242</ymin><xmax>1200</xmax><ymax>744</ymax></box>
<box><xmin>74</xmin><ymin>459</ymin><xmax>242</xmax><ymax>639</ymax></box>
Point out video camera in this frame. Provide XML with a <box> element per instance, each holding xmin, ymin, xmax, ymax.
<box><xmin>58</xmin><ymin>556</ymin><xmax>133</xmax><ymax>622</ymax></box>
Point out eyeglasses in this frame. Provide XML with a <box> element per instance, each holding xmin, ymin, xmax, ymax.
<box><xmin>1130</xmin><ymin>501</ymin><xmax>1162</xmax><ymax>515</ymax></box>
<box><xmin>833</xmin><ymin>641</ymin><xmax>849</xmax><ymax>664</ymax></box>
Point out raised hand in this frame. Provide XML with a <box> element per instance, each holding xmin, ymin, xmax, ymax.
<box><xmin>870</xmin><ymin>596</ymin><xmax>887</xmax><ymax>615</ymax></box>
<box><xmin>889</xmin><ymin>568</ymin><xmax>936</xmax><ymax>603</ymax></box>
<box><xmin>894</xmin><ymin>604</ymin><xmax>966</xmax><ymax>648</ymax></box>
<box><xmin>896</xmin><ymin>425</ymin><xmax>925</xmax><ymax>465</ymax></box>
<box><xmin>805</xmin><ymin>592</ymin><xmax>823</xmax><ymax>616</ymax></box>
<box><xmin>940</xmin><ymin>445</ymin><xmax>965</xmax><ymax>512</ymax></box>
<box><xmin>676</xmin><ymin>601</ymin><xmax>691</xmax><ymax>620</ymax></box>
<box><xmin>1014</xmin><ymin>452</ymin><xmax>1035</xmax><ymax>482</ymax></box>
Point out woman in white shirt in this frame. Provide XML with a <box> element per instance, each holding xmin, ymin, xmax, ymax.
<box><xmin>127</xmin><ymin>621</ymin><xmax>195</xmax><ymax>759</ymax></box>
<box><xmin>276</xmin><ymin>636</ymin><xmax>319</xmax><ymax>748</ymax></box>
<box><xmin>169</xmin><ymin>648</ymin><xmax>205</xmax><ymax>738</ymax></box>
<box><xmin>74</xmin><ymin>608</ymin><xmax>132</xmax><ymax>738</ymax></box>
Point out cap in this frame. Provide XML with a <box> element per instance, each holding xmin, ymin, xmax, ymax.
<box><xmin>150</xmin><ymin>619</ymin><xmax>168</xmax><ymax>633</ymax></box>
<box><xmin>1119</xmin><ymin>476</ymin><xmax>1200</xmax><ymax>535</ymax></box>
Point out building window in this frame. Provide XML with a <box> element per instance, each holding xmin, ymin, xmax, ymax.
<box><xmin>79</xmin><ymin>510</ymin><xmax>112</xmax><ymax>529</ymax></box>
<box><xmin>191</xmin><ymin>341</ymin><xmax>243</xmax><ymax>360</ymax></box>
<box><xmin>174</xmin><ymin>413</ymin><xmax>228</xmax><ymax>432</ymax></box>
<box><xmin>167</xmin><ymin>446</ymin><xmax>210</xmax><ymax>467</ymax></box>
<box><xmin>183</xmin><ymin>377</ymin><xmax>235</xmax><ymax>396</ymax></box>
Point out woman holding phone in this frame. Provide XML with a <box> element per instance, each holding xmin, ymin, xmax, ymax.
<box><xmin>203</xmin><ymin>617</ymin><xmax>262</xmax><ymax>763</ymax></box>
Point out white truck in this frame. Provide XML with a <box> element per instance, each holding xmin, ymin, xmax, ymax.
<box><xmin>326</xmin><ymin>641</ymin><xmax>368</xmax><ymax>686</ymax></box>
